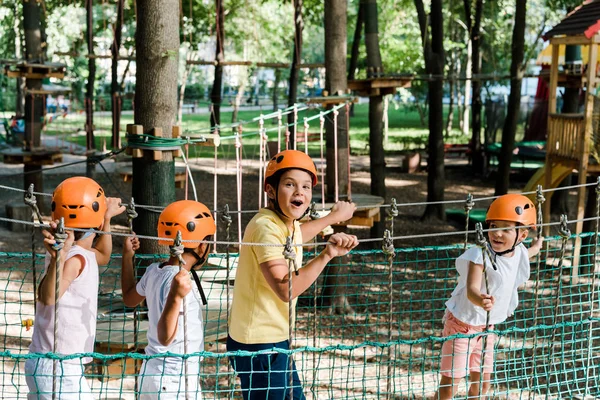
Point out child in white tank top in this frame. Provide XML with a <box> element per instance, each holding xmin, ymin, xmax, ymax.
<box><xmin>26</xmin><ymin>177</ymin><xmax>125</xmax><ymax>400</ymax></box>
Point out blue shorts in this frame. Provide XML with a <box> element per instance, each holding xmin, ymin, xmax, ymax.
<box><xmin>227</xmin><ymin>336</ymin><xmax>305</xmax><ymax>400</ymax></box>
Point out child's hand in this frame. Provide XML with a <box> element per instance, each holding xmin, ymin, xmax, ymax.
<box><xmin>481</xmin><ymin>294</ymin><xmax>495</xmax><ymax>312</ymax></box>
<box><xmin>170</xmin><ymin>269</ymin><xmax>192</xmax><ymax>299</ymax></box>
<box><xmin>323</xmin><ymin>233</ymin><xmax>359</xmax><ymax>259</ymax></box>
<box><xmin>329</xmin><ymin>201</ymin><xmax>356</xmax><ymax>223</ymax></box>
<box><xmin>531</xmin><ymin>236</ymin><xmax>544</xmax><ymax>250</ymax></box>
<box><xmin>42</xmin><ymin>220</ymin><xmax>75</xmax><ymax>259</ymax></box>
<box><xmin>105</xmin><ymin>197</ymin><xmax>126</xmax><ymax>220</ymax></box>
<box><xmin>123</xmin><ymin>234</ymin><xmax>140</xmax><ymax>258</ymax></box>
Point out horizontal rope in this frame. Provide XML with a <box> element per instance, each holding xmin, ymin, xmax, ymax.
<box><xmin>0</xmin><ymin>214</ymin><xmax>596</xmax><ymax>248</ymax></box>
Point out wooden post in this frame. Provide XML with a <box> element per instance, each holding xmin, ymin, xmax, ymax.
<box><xmin>572</xmin><ymin>40</ymin><xmax>598</xmax><ymax>278</ymax></box>
<box><xmin>544</xmin><ymin>41</ymin><xmax>560</xmax><ymax>238</ymax></box>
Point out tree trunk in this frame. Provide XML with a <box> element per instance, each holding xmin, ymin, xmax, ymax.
<box><xmin>348</xmin><ymin>2</ymin><xmax>364</xmax><ymax>81</ymax></box>
<box><xmin>231</xmin><ymin>79</ymin><xmax>246</xmax><ymax>128</ymax></box>
<box><xmin>287</xmin><ymin>0</ymin><xmax>303</xmax><ymax>149</ymax></box>
<box><xmin>495</xmin><ymin>0</ymin><xmax>526</xmax><ymax>196</ymax></box>
<box><xmin>321</xmin><ymin>0</ymin><xmax>352</xmax><ymax>315</ymax></box>
<box><xmin>23</xmin><ymin>0</ymin><xmax>44</xmax><ymax>199</ymax></box>
<box><xmin>86</xmin><ymin>0</ymin><xmax>96</xmax><ymax>152</ymax></box>
<box><xmin>210</xmin><ymin>0</ymin><xmax>224</xmax><ymax>129</ymax></box>
<box><xmin>111</xmin><ymin>0</ymin><xmax>124</xmax><ymax>150</ymax></box>
<box><xmin>14</xmin><ymin>2</ymin><xmax>25</xmax><ymax>116</ymax></box>
<box><xmin>133</xmin><ymin>0</ymin><xmax>179</xmax><ymax>255</ymax></box>
<box><xmin>362</xmin><ymin>0</ymin><xmax>386</xmax><ymax>239</ymax></box>
<box><xmin>466</xmin><ymin>0</ymin><xmax>484</xmax><ymax>173</ymax></box>
<box><xmin>462</xmin><ymin>39</ymin><xmax>471</xmax><ymax>136</ymax></box>
<box><xmin>415</xmin><ymin>0</ymin><xmax>445</xmax><ymax>220</ymax></box>
<box><xmin>445</xmin><ymin>55</ymin><xmax>455</xmax><ymax>138</ymax></box>
<box><xmin>272</xmin><ymin>68</ymin><xmax>281</xmax><ymax>113</ymax></box>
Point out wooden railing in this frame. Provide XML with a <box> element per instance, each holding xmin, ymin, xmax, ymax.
<box><xmin>547</xmin><ymin>113</ymin><xmax>585</xmax><ymax>160</ymax></box>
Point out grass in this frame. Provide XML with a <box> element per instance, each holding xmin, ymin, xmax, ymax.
<box><xmin>1</xmin><ymin>103</ymin><xmax>473</xmax><ymax>159</ymax></box>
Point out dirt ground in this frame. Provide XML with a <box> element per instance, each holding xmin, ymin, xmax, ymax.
<box><xmin>0</xmin><ymin>151</ymin><xmax>552</xmax><ymax>254</ymax></box>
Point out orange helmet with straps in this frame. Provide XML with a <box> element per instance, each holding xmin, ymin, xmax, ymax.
<box><xmin>486</xmin><ymin>194</ymin><xmax>537</xmax><ymax>230</ymax></box>
<box><xmin>264</xmin><ymin>150</ymin><xmax>318</xmax><ymax>191</ymax></box>
<box><xmin>158</xmin><ymin>200</ymin><xmax>216</xmax><ymax>248</ymax></box>
<box><xmin>51</xmin><ymin>177</ymin><xmax>107</xmax><ymax>228</ymax></box>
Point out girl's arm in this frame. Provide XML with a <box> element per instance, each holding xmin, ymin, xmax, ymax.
<box><xmin>121</xmin><ymin>236</ymin><xmax>145</xmax><ymax>307</ymax></box>
<box><xmin>260</xmin><ymin>233</ymin><xmax>358</xmax><ymax>302</ymax></box>
<box><xmin>93</xmin><ymin>197</ymin><xmax>126</xmax><ymax>266</ymax></box>
<box><xmin>157</xmin><ymin>269</ymin><xmax>192</xmax><ymax>346</ymax></box>
<box><xmin>466</xmin><ymin>261</ymin><xmax>495</xmax><ymax>311</ymax></box>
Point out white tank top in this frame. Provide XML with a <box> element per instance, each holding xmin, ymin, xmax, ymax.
<box><xmin>29</xmin><ymin>245</ymin><xmax>99</xmax><ymax>364</ymax></box>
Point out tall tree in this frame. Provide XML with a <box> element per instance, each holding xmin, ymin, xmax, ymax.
<box><xmin>132</xmin><ymin>0</ymin><xmax>179</xmax><ymax>254</ymax></box>
<box><xmin>22</xmin><ymin>0</ymin><xmax>45</xmax><ymax>195</ymax></box>
<box><xmin>415</xmin><ymin>0</ymin><xmax>446</xmax><ymax>220</ymax></box>
<box><xmin>363</xmin><ymin>0</ymin><xmax>386</xmax><ymax>240</ymax></box>
<box><xmin>85</xmin><ymin>0</ymin><xmax>96</xmax><ymax>152</ymax></box>
<box><xmin>111</xmin><ymin>0</ymin><xmax>124</xmax><ymax>149</ymax></box>
<box><xmin>464</xmin><ymin>0</ymin><xmax>484</xmax><ymax>173</ymax></box>
<box><xmin>321</xmin><ymin>0</ymin><xmax>352</xmax><ymax>315</ymax></box>
<box><xmin>210</xmin><ymin>0</ymin><xmax>224</xmax><ymax>129</ymax></box>
<box><xmin>13</xmin><ymin>2</ymin><xmax>24</xmax><ymax>117</ymax></box>
<box><xmin>495</xmin><ymin>0</ymin><xmax>527</xmax><ymax>195</ymax></box>
<box><xmin>287</xmin><ymin>0</ymin><xmax>303</xmax><ymax>149</ymax></box>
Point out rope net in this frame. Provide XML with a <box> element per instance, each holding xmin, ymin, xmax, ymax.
<box><xmin>0</xmin><ymin>231</ymin><xmax>598</xmax><ymax>399</ymax></box>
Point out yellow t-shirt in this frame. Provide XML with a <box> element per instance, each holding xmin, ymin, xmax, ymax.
<box><xmin>228</xmin><ymin>208</ymin><xmax>303</xmax><ymax>344</ymax></box>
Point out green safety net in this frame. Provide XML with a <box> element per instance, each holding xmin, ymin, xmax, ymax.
<box><xmin>0</xmin><ymin>232</ymin><xmax>599</xmax><ymax>399</ymax></box>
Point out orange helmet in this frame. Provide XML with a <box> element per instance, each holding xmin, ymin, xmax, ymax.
<box><xmin>486</xmin><ymin>194</ymin><xmax>537</xmax><ymax>230</ymax></box>
<box><xmin>51</xmin><ymin>177</ymin><xmax>107</xmax><ymax>228</ymax></box>
<box><xmin>158</xmin><ymin>200</ymin><xmax>216</xmax><ymax>248</ymax></box>
<box><xmin>264</xmin><ymin>150</ymin><xmax>317</xmax><ymax>191</ymax></box>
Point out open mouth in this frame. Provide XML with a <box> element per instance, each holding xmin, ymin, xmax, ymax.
<box><xmin>291</xmin><ymin>199</ymin><xmax>304</xmax><ymax>207</ymax></box>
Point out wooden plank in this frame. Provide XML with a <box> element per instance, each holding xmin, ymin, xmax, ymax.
<box><xmin>333</xmin><ymin>216</ymin><xmax>374</xmax><ymax>227</ymax></box>
<box><xmin>550</xmin><ymin>35</ymin><xmax>591</xmax><ymax>46</ymax></box>
<box><xmin>152</xmin><ymin>150</ymin><xmax>162</xmax><ymax>161</ymax></box>
<box><xmin>132</xmin><ymin>148</ymin><xmax>143</xmax><ymax>158</ymax></box>
<box><xmin>126</xmin><ymin>124</ymin><xmax>144</xmax><ymax>135</ymax></box>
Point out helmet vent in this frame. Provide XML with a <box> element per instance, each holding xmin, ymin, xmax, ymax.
<box><xmin>69</xmin><ymin>214</ymin><xmax>76</xmax><ymax>219</ymax></box>
<box><xmin>66</xmin><ymin>205</ymin><xmax>78</xmax><ymax>209</ymax></box>
<box><xmin>276</xmin><ymin>155</ymin><xmax>284</xmax><ymax>163</ymax></box>
<box><xmin>524</xmin><ymin>203</ymin><xmax>531</xmax><ymax>209</ymax></box>
<box><xmin>96</xmin><ymin>188</ymin><xmax>104</xmax><ymax>198</ymax></box>
<box><xmin>165</xmin><ymin>230</ymin><xmax>171</xmax><ymax>236</ymax></box>
<box><xmin>51</xmin><ymin>202</ymin><xmax>56</xmax><ymax>212</ymax></box>
<box><xmin>203</xmin><ymin>212</ymin><xmax>210</xmax><ymax>218</ymax></box>
<box><xmin>194</xmin><ymin>214</ymin><xmax>204</xmax><ymax>219</ymax></box>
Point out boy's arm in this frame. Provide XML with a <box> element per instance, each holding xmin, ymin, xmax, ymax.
<box><xmin>121</xmin><ymin>236</ymin><xmax>144</xmax><ymax>307</ymax></box>
<box><xmin>260</xmin><ymin>233</ymin><xmax>358</xmax><ymax>302</ymax></box>
<box><xmin>300</xmin><ymin>201</ymin><xmax>356</xmax><ymax>243</ymax></box>
<box><xmin>466</xmin><ymin>261</ymin><xmax>495</xmax><ymax>311</ymax></box>
<box><xmin>93</xmin><ymin>197</ymin><xmax>126</xmax><ymax>266</ymax></box>
<box><xmin>527</xmin><ymin>236</ymin><xmax>544</xmax><ymax>259</ymax></box>
<box><xmin>157</xmin><ymin>269</ymin><xmax>191</xmax><ymax>346</ymax></box>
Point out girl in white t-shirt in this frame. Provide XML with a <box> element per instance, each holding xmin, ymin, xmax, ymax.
<box><xmin>436</xmin><ymin>194</ymin><xmax>543</xmax><ymax>400</ymax></box>
<box><xmin>121</xmin><ymin>200</ymin><xmax>216</xmax><ymax>400</ymax></box>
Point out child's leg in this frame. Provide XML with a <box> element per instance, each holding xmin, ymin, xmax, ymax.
<box><xmin>227</xmin><ymin>336</ymin><xmax>305</xmax><ymax>400</ymax></box>
<box><xmin>25</xmin><ymin>358</ymin><xmax>93</xmax><ymax>400</ymax></box>
<box><xmin>435</xmin><ymin>375</ymin><xmax>460</xmax><ymax>400</ymax></box>
<box><xmin>466</xmin><ymin>372</ymin><xmax>492</xmax><ymax>399</ymax></box>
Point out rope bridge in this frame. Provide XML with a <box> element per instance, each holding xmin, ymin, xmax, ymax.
<box><xmin>0</xmin><ymin>232</ymin><xmax>598</xmax><ymax>399</ymax></box>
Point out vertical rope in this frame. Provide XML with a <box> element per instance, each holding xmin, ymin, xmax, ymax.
<box><xmin>382</xmin><ymin>230</ymin><xmax>396</xmax><ymax>399</ymax></box>
<box><xmin>213</xmin><ymin>137</ymin><xmax>219</xmax><ymax>253</ymax></box>
<box><xmin>258</xmin><ymin>116</ymin><xmax>265</xmax><ymax>209</ymax></box>
<box><xmin>51</xmin><ymin>218</ymin><xmax>67</xmax><ymax>400</ymax></box>
<box><xmin>308</xmin><ymin>202</ymin><xmax>319</xmax><ymax>395</ymax></box>
<box><xmin>584</xmin><ymin>177</ymin><xmax>600</xmax><ymax>396</ymax></box>
<box><xmin>277</xmin><ymin>110</ymin><xmax>282</xmax><ymax>153</ymax></box>
<box><xmin>24</xmin><ymin>184</ymin><xmax>43</xmax><ymax>316</ymax></box>
<box><xmin>529</xmin><ymin>184</ymin><xmax>545</xmax><ymax>397</ymax></box>
<box><xmin>463</xmin><ymin>194</ymin><xmax>474</xmax><ymax>251</ymax></box>
<box><xmin>171</xmin><ymin>231</ymin><xmax>189</xmax><ymax>399</ymax></box>
<box><xmin>544</xmin><ymin>215</ymin><xmax>571</xmax><ymax>400</ymax></box>
<box><xmin>125</xmin><ymin>199</ymin><xmax>139</xmax><ymax>397</ymax></box>
<box><xmin>293</xmin><ymin>104</ymin><xmax>298</xmax><ymax>150</ymax></box>
<box><xmin>386</xmin><ymin>198</ymin><xmax>398</xmax><ymax>235</ymax></box>
<box><xmin>180</xmin><ymin>144</ymin><xmax>198</xmax><ymax>201</ymax></box>
<box><xmin>475</xmin><ymin>222</ymin><xmax>498</xmax><ymax>397</ymax></box>
<box><xmin>235</xmin><ymin>128</ymin><xmax>243</xmax><ymax>243</ymax></box>
<box><xmin>220</xmin><ymin>204</ymin><xmax>234</xmax><ymax>399</ymax></box>
<box><xmin>333</xmin><ymin>109</ymin><xmax>339</xmax><ymax>203</ymax></box>
<box><xmin>184</xmin><ymin>144</ymin><xmax>189</xmax><ymax>200</ymax></box>
<box><xmin>319</xmin><ymin>112</ymin><xmax>325</xmax><ymax>210</ymax></box>
<box><xmin>283</xmin><ymin>236</ymin><xmax>298</xmax><ymax>399</ymax></box>
<box><xmin>303</xmin><ymin>117</ymin><xmax>309</xmax><ymax>154</ymax></box>
<box><xmin>345</xmin><ymin>103</ymin><xmax>351</xmax><ymax>200</ymax></box>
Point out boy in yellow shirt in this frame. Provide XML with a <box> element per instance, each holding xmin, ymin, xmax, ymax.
<box><xmin>227</xmin><ymin>150</ymin><xmax>358</xmax><ymax>399</ymax></box>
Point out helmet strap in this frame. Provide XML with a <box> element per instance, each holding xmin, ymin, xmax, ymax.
<box><xmin>490</xmin><ymin>227</ymin><xmax>522</xmax><ymax>257</ymax></box>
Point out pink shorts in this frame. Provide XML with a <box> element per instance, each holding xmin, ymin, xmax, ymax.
<box><xmin>440</xmin><ymin>311</ymin><xmax>496</xmax><ymax>378</ymax></box>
